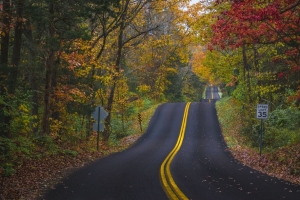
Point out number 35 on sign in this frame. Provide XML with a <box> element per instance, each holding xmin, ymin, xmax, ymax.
<box><xmin>256</xmin><ymin>104</ymin><xmax>269</xmax><ymax>119</ymax></box>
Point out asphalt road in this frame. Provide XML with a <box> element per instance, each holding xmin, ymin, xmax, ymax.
<box><xmin>42</xmin><ymin>87</ymin><xmax>300</xmax><ymax>200</ymax></box>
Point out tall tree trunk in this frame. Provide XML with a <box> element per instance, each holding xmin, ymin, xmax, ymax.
<box><xmin>242</xmin><ymin>45</ymin><xmax>252</xmax><ymax>103</ymax></box>
<box><xmin>1</xmin><ymin>0</ymin><xmax>25</xmax><ymax>138</ymax></box>
<box><xmin>24</xmin><ymin>19</ymin><xmax>40</xmax><ymax>134</ymax></box>
<box><xmin>103</xmin><ymin>21</ymin><xmax>125</xmax><ymax>142</ymax></box>
<box><xmin>253</xmin><ymin>45</ymin><xmax>261</xmax><ymax>102</ymax></box>
<box><xmin>0</xmin><ymin>0</ymin><xmax>11</xmax><ymax>137</ymax></box>
<box><xmin>50</xmin><ymin>58</ymin><xmax>60</xmax><ymax>121</ymax></box>
<box><xmin>42</xmin><ymin>2</ymin><xmax>56</xmax><ymax>135</ymax></box>
<box><xmin>0</xmin><ymin>0</ymin><xmax>10</xmax><ymax>65</ymax></box>
<box><xmin>9</xmin><ymin>0</ymin><xmax>24</xmax><ymax>94</ymax></box>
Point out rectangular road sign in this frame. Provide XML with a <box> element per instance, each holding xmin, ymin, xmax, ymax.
<box><xmin>256</xmin><ymin>104</ymin><xmax>268</xmax><ymax>119</ymax></box>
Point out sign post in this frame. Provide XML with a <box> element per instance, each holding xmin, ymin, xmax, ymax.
<box><xmin>92</xmin><ymin>105</ymin><xmax>108</xmax><ymax>151</ymax></box>
<box><xmin>138</xmin><ymin>113</ymin><xmax>142</xmax><ymax>132</ymax></box>
<box><xmin>256</xmin><ymin>104</ymin><xmax>268</xmax><ymax>156</ymax></box>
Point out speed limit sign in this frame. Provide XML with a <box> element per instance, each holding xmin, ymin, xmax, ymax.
<box><xmin>256</xmin><ymin>104</ymin><xmax>268</xmax><ymax>119</ymax></box>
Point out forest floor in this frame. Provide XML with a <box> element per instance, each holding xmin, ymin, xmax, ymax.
<box><xmin>0</xmin><ymin>134</ymin><xmax>141</xmax><ymax>200</ymax></box>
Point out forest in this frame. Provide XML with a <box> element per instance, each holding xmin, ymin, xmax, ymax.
<box><xmin>0</xmin><ymin>0</ymin><xmax>300</xmax><ymax>197</ymax></box>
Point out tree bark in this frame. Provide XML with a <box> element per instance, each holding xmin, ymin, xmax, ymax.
<box><xmin>9</xmin><ymin>0</ymin><xmax>24</xmax><ymax>95</ymax></box>
<box><xmin>42</xmin><ymin>1</ymin><xmax>56</xmax><ymax>135</ymax></box>
<box><xmin>24</xmin><ymin>19</ymin><xmax>40</xmax><ymax>134</ymax></box>
<box><xmin>103</xmin><ymin>17</ymin><xmax>125</xmax><ymax>142</ymax></box>
<box><xmin>242</xmin><ymin>45</ymin><xmax>252</xmax><ymax>103</ymax></box>
<box><xmin>0</xmin><ymin>0</ymin><xmax>11</xmax><ymax>138</ymax></box>
<box><xmin>253</xmin><ymin>45</ymin><xmax>261</xmax><ymax>102</ymax></box>
<box><xmin>0</xmin><ymin>0</ymin><xmax>10</xmax><ymax>65</ymax></box>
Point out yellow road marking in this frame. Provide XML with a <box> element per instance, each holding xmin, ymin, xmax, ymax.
<box><xmin>160</xmin><ymin>102</ymin><xmax>191</xmax><ymax>200</ymax></box>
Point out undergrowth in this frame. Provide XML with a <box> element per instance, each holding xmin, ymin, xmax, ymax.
<box><xmin>216</xmin><ymin>96</ymin><xmax>300</xmax><ymax>179</ymax></box>
<box><xmin>109</xmin><ymin>99</ymin><xmax>159</xmax><ymax>146</ymax></box>
<box><xmin>215</xmin><ymin>97</ymin><xmax>246</xmax><ymax>149</ymax></box>
<box><xmin>0</xmin><ymin>99</ymin><xmax>159</xmax><ymax>176</ymax></box>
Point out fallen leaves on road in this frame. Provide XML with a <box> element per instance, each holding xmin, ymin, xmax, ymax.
<box><xmin>228</xmin><ymin>141</ymin><xmax>300</xmax><ymax>185</ymax></box>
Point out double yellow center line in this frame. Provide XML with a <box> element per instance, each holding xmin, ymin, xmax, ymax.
<box><xmin>160</xmin><ymin>102</ymin><xmax>191</xmax><ymax>200</ymax></box>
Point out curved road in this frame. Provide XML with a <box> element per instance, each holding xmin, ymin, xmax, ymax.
<box><xmin>43</xmin><ymin>87</ymin><xmax>300</xmax><ymax>200</ymax></box>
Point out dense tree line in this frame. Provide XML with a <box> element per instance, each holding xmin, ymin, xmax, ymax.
<box><xmin>192</xmin><ymin>0</ymin><xmax>300</xmax><ymax>150</ymax></box>
<box><xmin>0</xmin><ymin>0</ymin><xmax>205</xmax><ymax>175</ymax></box>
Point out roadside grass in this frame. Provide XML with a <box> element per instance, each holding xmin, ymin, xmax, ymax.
<box><xmin>216</xmin><ymin>97</ymin><xmax>300</xmax><ymax>184</ymax></box>
<box><xmin>108</xmin><ymin>103</ymin><xmax>160</xmax><ymax>152</ymax></box>
<box><xmin>215</xmin><ymin>97</ymin><xmax>246</xmax><ymax>149</ymax></box>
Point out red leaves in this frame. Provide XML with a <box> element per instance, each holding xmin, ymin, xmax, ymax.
<box><xmin>291</xmin><ymin>66</ymin><xmax>300</xmax><ymax>73</ymax></box>
<box><xmin>210</xmin><ymin>0</ymin><xmax>300</xmax><ymax>49</ymax></box>
<box><xmin>278</xmin><ymin>72</ymin><xmax>285</xmax><ymax>79</ymax></box>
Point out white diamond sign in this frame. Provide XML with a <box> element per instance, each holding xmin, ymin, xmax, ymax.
<box><xmin>92</xmin><ymin>106</ymin><xmax>108</xmax><ymax>121</ymax></box>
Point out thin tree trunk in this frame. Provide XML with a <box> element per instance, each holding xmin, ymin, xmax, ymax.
<box><xmin>24</xmin><ymin>19</ymin><xmax>40</xmax><ymax>134</ymax></box>
<box><xmin>9</xmin><ymin>0</ymin><xmax>24</xmax><ymax>94</ymax></box>
<box><xmin>42</xmin><ymin>2</ymin><xmax>55</xmax><ymax>135</ymax></box>
<box><xmin>0</xmin><ymin>0</ymin><xmax>11</xmax><ymax>138</ymax></box>
<box><xmin>253</xmin><ymin>45</ymin><xmax>261</xmax><ymax>102</ymax></box>
<box><xmin>50</xmin><ymin>58</ymin><xmax>60</xmax><ymax>121</ymax></box>
<box><xmin>103</xmin><ymin>21</ymin><xmax>124</xmax><ymax>142</ymax></box>
<box><xmin>1</xmin><ymin>0</ymin><xmax>10</xmax><ymax>65</ymax></box>
<box><xmin>242</xmin><ymin>45</ymin><xmax>252</xmax><ymax>103</ymax></box>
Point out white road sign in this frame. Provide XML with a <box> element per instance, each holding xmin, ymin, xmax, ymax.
<box><xmin>92</xmin><ymin>106</ymin><xmax>108</xmax><ymax>121</ymax></box>
<box><xmin>92</xmin><ymin>105</ymin><xmax>108</xmax><ymax>132</ymax></box>
<box><xmin>256</xmin><ymin>104</ymin><xmax>268</xmax><ymax>119</ymax></box>
<box><xmin>93</xmin><ymin>122</ymin><xmax>104</xmax><ymax>132</ymax></box>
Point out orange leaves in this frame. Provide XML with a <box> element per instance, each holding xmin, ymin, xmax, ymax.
<box><xmin>191</xmin><ymin>46</ymin><xmax>211</xmax><ymax>82</ymax></box>
<box><xmin>54</xmin><ymin>85</ymin><xmax>88</xmax><ymax>105</ymax></box>
<box><xmin>287</xmin><ymin>86</ymin><xmax>300</xmax><ymax>106</ymax></box>
<box><xmin>61</xmin><ymin>50</ymin><xmax>84</xmax><ymax>71</ymax></box>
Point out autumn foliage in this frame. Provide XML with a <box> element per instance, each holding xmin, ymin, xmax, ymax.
<box><xmin>0</xmin><ymin>0</ymin><xmax>203</xmax><ymax>181</ymax></box>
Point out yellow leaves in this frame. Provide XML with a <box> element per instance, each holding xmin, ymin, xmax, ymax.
<box><xmin>255</xmin><ymin>71</ymin><xmax>277</xmax><ymax>81</ymax></box>
<box><xmin>49</xmin><ymin>118</ymin><xmax>63</xmax><ymax>139</ymax></box>
<box><xmin>94</xmin><ymin>75</ymin><xmax>113</xmax><ymax>85</ymax></box>
<box><xmin>18</xmin><ymin>104</ymin><xmax>29</xmax><ymax>114</ymax></box>
<box><xmin>191</xmin><ymin>46</ymin><xmax>212</xmax><ymax>82</ymax></box>
<box><xmin>165</xmin><ymin>67</ymin><xmax>177</xmax><ymax>74</ymax></box>
<box><xmin>12</xmin><ymin>105</ymin><xmax>36</xmax><ymax>135</ymax></box>
<box><xmin>257</xmin><ymin>84</ymin><xmax>282</xmax><ymax>95</ymax></box>
<box><xmin>191</xmin><ymin>46</ymin><xmax>240</xmax><ymax>84</ymax></box>
<box><xmin>137</xmin><ymin>85</ymin><xmax>151</xmax><ymax>95</ymax></box>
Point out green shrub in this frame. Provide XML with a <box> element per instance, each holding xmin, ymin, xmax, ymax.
<box><xmin>35</xmin><ymin>135</ymin><xmax>60</xmax><ymax>155</ymax></box>
<box><xmin>111</xmin><ymin>114</ymin><xmax>134</xmax><ymax>139</ymax></box>
<box><xmin>0</xmin><ymin>136</ymin><xmax>35</xmax><ymax>176</ymax></box>
<box><xmin>259</xmin><ymin>107</ymin><xmax>300</xmax><ymax>151</ymax></box>
<box><xmin>267</xmin><ymin>107</ymin><xmax>300</xmax><ymax>130</ymax></box>
<box><xmin>63</xmin><ymin>149</ymin><xmax>78</xmax><ymax>156</ymax></box>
